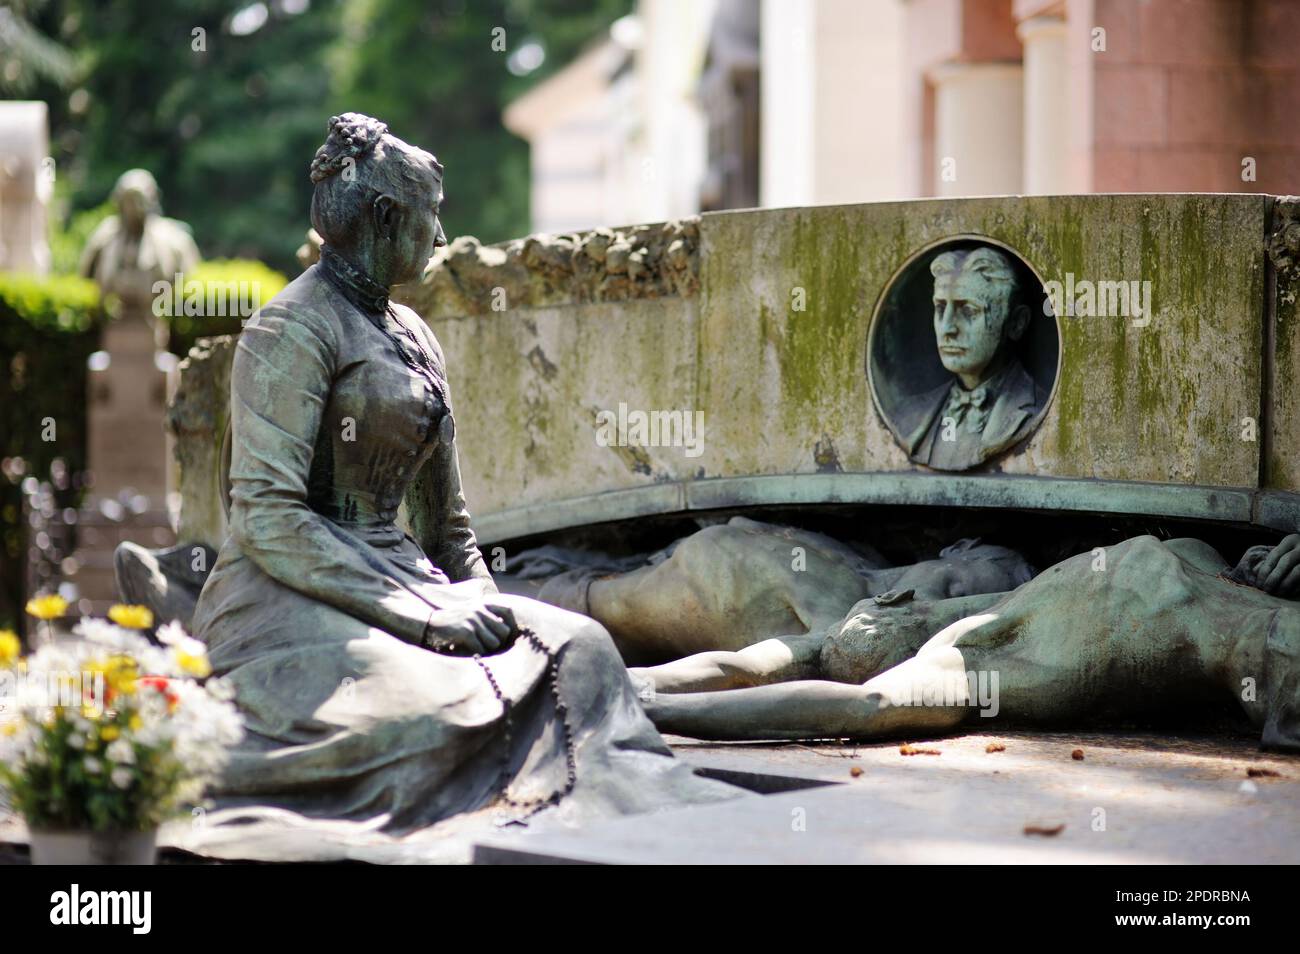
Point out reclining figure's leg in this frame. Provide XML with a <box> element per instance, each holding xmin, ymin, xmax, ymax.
<box><xmin>629</xmin><ymin>633</ymin><xmax>826</xmax><ymax>694</ymax></box>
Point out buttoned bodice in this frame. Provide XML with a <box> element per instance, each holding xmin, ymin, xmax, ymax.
<box><xmin>304</xmin><ymin>296</ymin><xmax>451</xmax><ymax>528</ymax></box>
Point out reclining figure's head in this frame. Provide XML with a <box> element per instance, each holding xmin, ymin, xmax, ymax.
<box><xmin>893</xmin><ymin>538</ymin><xmax>1036</xmax><ymax>600</ymax></box>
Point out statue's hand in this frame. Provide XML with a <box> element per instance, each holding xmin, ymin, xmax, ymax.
<box><xmin>423</xmin><ymin>602</ymin><xmax>519</xmax><ymax>656</ymax></box>
<box><xmin>1255</xmin><ymin>534</ymin><xmax>1300</xmax><ymax>598</ymax></box>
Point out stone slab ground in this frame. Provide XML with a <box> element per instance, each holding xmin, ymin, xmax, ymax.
<box><xmin>3</xmin><ymin>729</ymin><xmax>1296</xmax><ymax>864</ymax></box>
<box><xmin>474</xmin><ymin>730</ymin><xmax>1300</xmax><ymax>865</ymax></box>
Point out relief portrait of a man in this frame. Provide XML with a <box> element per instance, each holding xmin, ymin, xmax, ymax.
<box><xmin>894</xmin><ymin>245</ymin><xmax>1048</xmax><ymax>470</ymax></box>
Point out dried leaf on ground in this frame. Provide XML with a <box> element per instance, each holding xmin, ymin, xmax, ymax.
<box><xmin>900</xmin><ymin>743</ymin><xmax>941</xmax><ymax>756</ymax></box>
<box><xmin>1024</xmin><ymin>823</ymin><xmax>1065</xmax><ymax>837</ymax></box>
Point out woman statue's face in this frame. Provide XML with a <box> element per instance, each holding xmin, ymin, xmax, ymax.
<box><xmin>391</xmin><ymin>160</ymin><xmax>447</xmax><ymax>285</ymax></box>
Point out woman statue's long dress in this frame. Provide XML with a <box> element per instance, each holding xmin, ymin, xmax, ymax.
<box><xmin>185</xmin><ymin>114</ymin><xmax>733</xmax><ymax>862</ymax></box>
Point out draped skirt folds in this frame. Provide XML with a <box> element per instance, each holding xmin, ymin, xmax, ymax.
<box><xmin>180</xmin><ymin>540</ymin><xmax>738</xmax><ymax>863</ymax></box>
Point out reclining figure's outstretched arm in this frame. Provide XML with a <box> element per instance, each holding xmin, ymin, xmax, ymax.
<box><xmin>631</xmin><ymin>591</ymin><xmax>1003</xmax><ymax>695</ymax></box>
<box><xmin>628</xmin><ymin>633</ymin><xmax>825</xmax><ymax>694</ymax></box>
<box><xmin>644</xmin><ymin>613</ymin><xmax>997</xmax><ymax>740</ymax></box>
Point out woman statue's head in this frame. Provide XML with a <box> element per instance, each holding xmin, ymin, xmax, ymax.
<box><xmin>309</xmin><ymin>113</ymin><xmax>446</xmax><ymax>287</ymax></box>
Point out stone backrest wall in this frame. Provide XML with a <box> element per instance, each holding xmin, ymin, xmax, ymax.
<box><xmin>400</xmin><ymin>194</ymin><xmax>1299</xmax><ymax>544</ymax></box>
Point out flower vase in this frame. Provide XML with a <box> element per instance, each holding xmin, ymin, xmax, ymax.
<box><xmin>29</xmin><ymin>828</ymin><xmax>158</xmax><ymax>865</ymax></box>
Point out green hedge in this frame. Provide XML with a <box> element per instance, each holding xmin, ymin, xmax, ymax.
<box><xmin>160</xmin><ymin>258</ymin><xmax>289</xmax><ymax>357</ymax></box>
<box><xmin>0</xmin><ymin>274</ymin><xmax>103</xmax><ymax>631</ymax></box>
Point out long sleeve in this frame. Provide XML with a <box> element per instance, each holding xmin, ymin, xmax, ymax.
<box><xmin>226</xmin><ymin>302</ymin><xmax>438</xmax><ymax>643</ymax></box>
<box><xmin>402</xmin><ymin>323</ymin><xmax>496</xmax><ymax>589</ymax></box>
<box><xmin>405</xmin><ymin>426</ymin><xmax>495</xmax><ymax>588</ymax></box>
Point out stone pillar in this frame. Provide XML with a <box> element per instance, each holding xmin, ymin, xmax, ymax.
<box><xmin>759</xmin><ymin>0</ymin><xmax>816</xmax><ymax>207</ymax></box>
<box><xmin>761</xmin><ymin>0</ymin><xmax>908</xmax><ymax>206</ymax></box>
<box><xmin>87</xmin><ymin>311</ymin><xmax>171</xmax><ymax>502</ymax></box>
<box><xmin>931</xmin><ymin>61</ymin><xmax>1024</xmax><ymax>197</ymax></box>
<box><xmin>1018</xmin><ymin>14</ymin><xmax>1069</xmax><ymax>194</ymax></box>
<box><xmin>74</xmin><ymin>308</ymin><xmax>177</xmax><ymax>614</ymax></box>
<box><xmin>0</xmin><ymin>101</ymin><xmax>52</xmax><ymax>274</ymax></box>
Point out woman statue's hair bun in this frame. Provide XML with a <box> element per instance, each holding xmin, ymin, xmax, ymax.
<box><xmin>309</xmin><ymin>113</ymin><xmax>389</xmax><ymax>183</ymax></box>
<box><xmin>308</xmin><ymin>112</ymin><xmax>438</xmax><ymax>248</ymax></box>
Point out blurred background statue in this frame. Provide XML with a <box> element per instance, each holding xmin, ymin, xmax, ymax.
<box><xmin>79</xmin><ymin>169</ymin><xmax>199</xmax><ymax>310</ymax></box>
<box><xmin>75</xmin><ymin>170</ymin><xmax>200</xmax><ymax>616</ymax></box>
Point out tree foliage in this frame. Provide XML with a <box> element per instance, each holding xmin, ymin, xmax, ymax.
<box><xmin>13</xmin><ymin>0</ymin><xmax>629</xmax><ymax>273</ymax></box>
<box><xmin>334</xmin><ymin>0</ymin><xmax>630</xmax><ymax>247</ymax></box>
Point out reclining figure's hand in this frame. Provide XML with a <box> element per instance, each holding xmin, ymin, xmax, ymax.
<box><xmin>1255</xmin><ymin>534</ymin><xmax>1300</xmax><ymax>598</ymax></box>
<box><xmin>422</xmin><ymin>602</ymin><xmax>519</xmax><ymax>656</ymax></box>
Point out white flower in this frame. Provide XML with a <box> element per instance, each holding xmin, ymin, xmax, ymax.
<box><xmin>0</xmin><ymin>725</ymin><xmax>32</xmax><ymax>763</ymax></box>
<box><xmin>83</xmin><ymin>756</ymin><xmax>102</xmax><ymax>774</ymax></box>
<box><xmin>67</xmin><ymin>731</ymin><xmax>86</xmax><ymax>750</ymax></box>
<box><xmin>156</xmin><ymin>620</ymin><xmax>193</xmax><ymax>649</ymax></box>
<box><xmin>110</xmin><ymin>767</ymin><xmax>133</xmax><ymax>789</ymax></box>
<box><xmin>106</xmin><ymin>738</ymin><xmax>135</xmax><ymax>765</ymax></box>
<box><xmin>158</xmin><ymin>622</ymin><xmax>206</xmax><ymax>655</ymax></box>
<box><xmin>136</xmin><ymin>691</ymin><xmax>169</xmax><ymax>721</ymax></box>
<box><xmin>74</xmin><ymin>617</ymin><xmax>132</xmax><ymax>646</ymax></box>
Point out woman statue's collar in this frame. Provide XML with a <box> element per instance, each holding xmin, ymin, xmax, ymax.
<box><xmin>319</xmin><ymin>244</ymin><xmax>389</xmax><ymax>313</ymax></box>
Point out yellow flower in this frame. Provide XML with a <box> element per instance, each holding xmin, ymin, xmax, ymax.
<box><xmin>1</xmin><ymin>721</ymin><xmax>18</xmax><ymax>737</ymax></box>
<box><xmin>25</xmin><ymin>594</ymin><xmax>68</xmax><ymax>620</ymax></box>
<box><xmin>0</xmin><ymin>629</ymin><xmax>20</xmax><ymax>667</ymax></box>
<box><xmin>128</xmin><ymin>714</ymin><xmax>142</xmax><ymax>732</ymax></box>
<box><xmin>107</xmin><ymin>604</ymin><xmax>154</xmax><ymax>630</ymax></box>
<box><xmin>86</xmin><ymin>655</ymin><xmax>139</xmax><ymax>697</ymax></box>
<box><xmin>99</xmin><ymin>725</ymin><xmax>120</xmax><ymax>741</ymax></box>
<box><xmin>175</xmin><ymin>649</ymin><xmax>211</xmax><ymax>678</ymax></box>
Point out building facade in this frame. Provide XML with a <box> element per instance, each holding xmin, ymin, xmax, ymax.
<box><xmin>505</xmin><ymin>0</ymin><xmax>1300</xmax><ymax>229</ymax></box>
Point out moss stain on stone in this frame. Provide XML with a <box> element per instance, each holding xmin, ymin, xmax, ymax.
<box><xmin>777</xmin><ymin>209</ymin><xmax>864</xmax><ymax>421</ymax></box>
<box><xmin>1045</xmin><ymin>200</ymin><xmax>1089</xmax><ymax>460</ymax></box>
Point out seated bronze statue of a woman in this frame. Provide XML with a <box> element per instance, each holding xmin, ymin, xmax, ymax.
<box><xmin>187</xmin><ymin>114</ymin><xmax>731</xmax><ymax>861</ymax></box>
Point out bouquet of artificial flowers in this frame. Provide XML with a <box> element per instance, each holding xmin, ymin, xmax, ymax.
<box><xmin>0</xmin><ymin>603</ymin><xmax>243</xmax><ymax>834</ymax></box>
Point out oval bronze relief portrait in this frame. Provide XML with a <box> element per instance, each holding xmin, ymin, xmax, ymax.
<box><xmin>867</xmin><ymin>237</ymin><xmax>1060</xmax><ymax>471</ymax></box>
